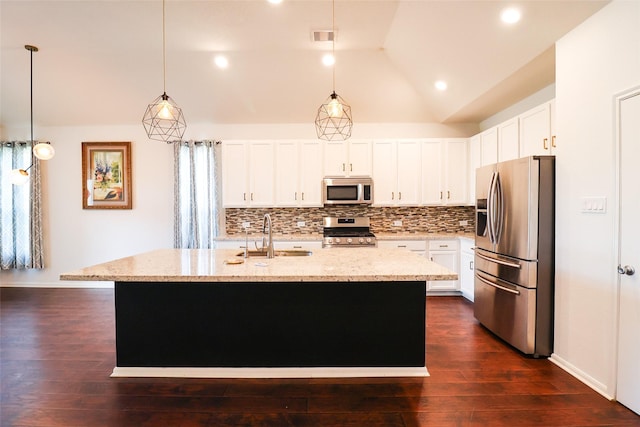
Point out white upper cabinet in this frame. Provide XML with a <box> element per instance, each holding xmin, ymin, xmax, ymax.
<box><xmin>275</xmin><ymin>140</ymin><xmax>322</xmax><ymax>207</ymax></box>
<box><xmin>498</xmin><ymin>117</ymin><xmax>519</xmax><ymax>162</ymax></box>
<box><xmin>421</xmin><ymin>139</ymin><xmax>468</xmax><ymax>205</ymax></box>
<box><xmin>372</xmin><ymin>140</ymin><xmax>421</xmax><ymax>206</ymax></box>
<box><xmin>323</xmin><ymin>140</ymin><xmax>372</xmax><ymax>177</ymax></box>
<box><xmin>222</xmin><ymin>141</ymin><xmax>275</xmax><ymax>207</ymax></box>
<box><xmin>480</xmin><ymin>127</ymin><xmax>498</xmax><ymax>166</ymax></box>
<box><xmin>519</xmin><ymin>100</ymin><xmax>556</xmax><ymax>157</ymax></box>
<box><xmin>468</xmin><ymin>134</ymin><xmax>481</xmax><ymax>205</ymax></box>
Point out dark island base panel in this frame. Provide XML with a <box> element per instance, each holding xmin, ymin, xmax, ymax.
<box><xmin>115</xmin><ymin>281</ymin><xmax>426</xmax><ymax>368</ymax></box>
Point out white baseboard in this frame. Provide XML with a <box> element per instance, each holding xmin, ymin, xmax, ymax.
<box><xmin>549</xmin><ymin>353</ymin><xmax>614</xmax><ymax>400</ymax></box>
<box><xmin>111</xmin><ymin>366</ymin><xmax>429</xmax><ymax>379</ymax></box>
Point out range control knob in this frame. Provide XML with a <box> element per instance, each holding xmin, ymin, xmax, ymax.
<box><xmin>347</xmin><ymin>238</ymin><xmax>353</xmax><ymax>244</ymax></box>
<box><xmin>334</xmin><ymin>238</ymin><xmax>341</xmax><ymax>244</ymax></box>
<box><xmin>359</xmin><ymin>238</ymin><xmax>365</xmax><ymax>243</ymax></box>
<box><xmin>366</xmin><ymin>238</ymin><xmax>372</xmax><ymax>243</ymax></box>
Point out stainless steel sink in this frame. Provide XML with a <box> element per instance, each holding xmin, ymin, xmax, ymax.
<box><xmin>237</xmin><ymin>249</ymin><xmax>312</xmax><ymax>258</ymax></box>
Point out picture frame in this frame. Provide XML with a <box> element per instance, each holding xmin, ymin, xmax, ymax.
<box><xmin>82</xmin><ymin>141</ymin><xmax>132</xmax><ymax>209</ymax></box>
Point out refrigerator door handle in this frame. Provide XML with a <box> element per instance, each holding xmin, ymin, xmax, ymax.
<box><xmin>476</xmin><ymin>251</ymin><xmax>522</xmax><ymax>269</ymax></box>
<box><xmin>476</xmin><ymin>273</ymin><xmax>521</xmax><ymax>295</ymax></box>
<box><xmin>487</xmin><ymin>172</ymin><xmax>498</xmax><ymax>244</ymax></box>
<box><xmin>494</xmin><ymin>172</ymin><xmax>504</xmax><ymax>243</ymax></box>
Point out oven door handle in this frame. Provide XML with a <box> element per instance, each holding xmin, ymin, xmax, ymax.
<box><xmin>476</xmin><ymin>252</ymin><xmax>521</xmax><ymax>269</ymax></box>
<box><xmin>475</xmin><ymin>274</ymin><xmax>520</xmax><ymax>295</ymax></box>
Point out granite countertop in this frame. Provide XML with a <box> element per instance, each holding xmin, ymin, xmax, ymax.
<box><xmin>215</xmin><ymin>232</ymin><xmax>475</xmax><ymax>241</ymax></box>
<box><xmin>59</xmin><ymin>247</ymin><xmax>457</xmax><ymax>283</ymax></box>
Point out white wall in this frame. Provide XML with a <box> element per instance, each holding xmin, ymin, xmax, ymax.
<box><xmin>550</xmin><ymin>0</ymin><xmax>640</xmax><ymax>398</ymax></box>
<box><xmin>0</xmin><ymin>121</ymin><xmax>476</xmax><ymax>287</ymax></box>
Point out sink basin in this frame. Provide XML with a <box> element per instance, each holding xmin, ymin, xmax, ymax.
<box><xmin>236</xmin><ymin>249</ymin><xmax>312</xmax><ymax>258</ymax></box>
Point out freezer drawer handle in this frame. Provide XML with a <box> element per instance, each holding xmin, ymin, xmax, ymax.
<box><xmin>476</xmin><ymin>252</ymin><xmax>521</xmax><ymax>269</ymax></box>
<box><xmin>476</xmin><ymin>274</ymin><xmax>520</xmax><ymax>295</ymax></box>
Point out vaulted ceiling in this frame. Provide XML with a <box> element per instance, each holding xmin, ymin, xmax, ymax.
<box><xmin>0</xmin><ymin>0</ymin><xmax>608</xmax><ymax>130</ymax></box>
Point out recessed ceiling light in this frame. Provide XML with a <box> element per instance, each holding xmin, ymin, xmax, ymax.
<box><xmin>267</xmin><ymin>0</ymin><xmax>282</xmax><ymax>4</ymax></box>
<box><xmin>322</xmin><ymin>53</ymin><xmax>335</xmax><ymax>67</ymax></box>
<box><xmin>434</xmin><ymin>80</ymin><xmax>448</xmax><ymax>91</ymax></box>
<box><xmin>214</xmin><ymin>55</ymin><xmax>229</xmax><ymax>69</ymax></box>
<box><xmin>501</xmin><ymin>7</ymin><xmax>521</xmax><ymax>24</ymax></box>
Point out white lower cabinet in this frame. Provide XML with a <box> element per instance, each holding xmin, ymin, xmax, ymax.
<box><xmin>459</xmin><ymin>238</ymin><xmax>474</xmax><ymax>302</ymax></box>
<box><xmin>427</xmin><ymin>239</ymin><xmax>460</xmax><ymax>293</ymax></box>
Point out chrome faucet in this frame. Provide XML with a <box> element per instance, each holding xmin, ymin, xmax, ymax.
<box><xmin>262</xmin><ymin>213</ymin><xmax>275</xmax><ymax>258</ymax></box>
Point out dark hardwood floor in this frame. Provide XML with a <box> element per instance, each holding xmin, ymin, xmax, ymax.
<box><xmin>1</xmin><ymin>288</ymin><xmax>638</xmax><ymax>427</ymax></box>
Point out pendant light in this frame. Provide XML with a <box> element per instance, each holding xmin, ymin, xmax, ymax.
<box><xmin>142</xmin><ymin>0</ymin><xmax>186</xmax><ymax>143</ymax></box>
<box><xmin>10</xmin><ymin>44</ymin><xmax>55</xmax><ymax>186</ymax></box>
<box><xmin>315</xmin><ymin>0</ymin><xmax>352</xmax><ymax>141</ymax></box>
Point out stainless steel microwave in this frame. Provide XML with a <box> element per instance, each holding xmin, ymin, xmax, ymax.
<box><xmin>322</xmin><ymin>177</ymin><xmax>373</xmax><ymax>205</ymax></box>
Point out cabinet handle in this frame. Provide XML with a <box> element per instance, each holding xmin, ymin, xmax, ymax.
<box><xmin>342</xmin><ymin>163</ymin><xmax>346</xmax><ymax>172</ymax></box>
<box><xmin>430</xmin><ymin>257</ymin><xmax>434</xmax><ymax>261</ymax></box>
<box><xmin>447</xmin><ymin>191</ymin><xmax>450</xmax><ymax>199</ymax></box>
<box><xmin>440</xmin><ymin>191</ymin><xmax>443</xmax><ymax>199</ymax></box>
<box><xmin>552</xmin><ymin>135</ymin><xmax>556</xmax><ymax>148</ymax></box>
<box><xmin>399</xmin><ymin>192</ymin><xmax>402</xmax><ymax>200</ymax></box>
<box><xmin>398</xmin><ymin>245</ymin><xmax>407</xmax><ymax>248</ymax></box>
<box><xmin>350</xmin><ymin>163</ymin><xmax>353</xmax><ymax>172</ymax></box>
<box><xmin>543</xmin><ymin>138</ymin><xmax>549</xmax><ymax>150</ymax></box>
<box><xmin>243</xmin><ymin>192</ymin><xmax>246</xmax><ymax>201</ymax></box>
<box><xmin>293</xmin><ymin>245</ymin><xmax>302</xmax><ymax>249</ymax></box>
<box><xmin>251</xmin><ymin>193</ymin><xmax>254</xmax><ymax>201</ymax></box>
<box><xmin>470</xmin><ymin>260</ymin><xmax>474</xmax><ymax>270</ymax></box>
<box><xmin>439</xmin><ymin>245</ymin><xmax>448</xmax><ymax>248</ymax></box>
<box><xmin>294</xmin><ymin>192</ymin><xmax>297</xmax><ymax>201</ymax></box>
<box><xmin>301</xmin><ymin>192</ymin><xmax>304</xmax><ymax>201</ymax></box>
<box><xmin>391</xmin><ymin>192</ymin><xmax>394</xmax><ymax>200</ymax></box>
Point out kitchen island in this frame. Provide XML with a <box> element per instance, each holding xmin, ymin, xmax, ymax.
<box><xmin>60</xmin><ymin>247</ymin><xmax>456</xmax><ymax>378</ymax></box>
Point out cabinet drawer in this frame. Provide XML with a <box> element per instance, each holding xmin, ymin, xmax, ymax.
<box><xmin>428</xmin><ymin>240</ymin><xmax>459</xmax><ymax>251</ymax></box>
<box><xmin>378</xmin><ymin>240</ymin><xmax>426</xmax><ymax>251</ymax></box>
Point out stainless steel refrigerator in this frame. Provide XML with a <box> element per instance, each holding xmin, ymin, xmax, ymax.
<box><xmin>474</xmin><ymin>155</ymin><xmax>555</xmax><ymax>357</ymax></box>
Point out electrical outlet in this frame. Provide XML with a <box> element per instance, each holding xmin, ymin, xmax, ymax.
<box><xmin>242</xmin><ymin>221</ymin><xmax>250</xmax><ymax>229</ymax></box>
<box><xmin>297</xmin><ymin>221</ymin><xmax>306</xmax><ymax>227</ymax></box>
<box><xmin>392</xmin><ymin>220</ymin><xmax>402</xmax><ymax>227</ymax></box>
<box><xmin>459</xmin><ymin>220</ymin><xmax>468</xmax><ymax>226</ymax></box>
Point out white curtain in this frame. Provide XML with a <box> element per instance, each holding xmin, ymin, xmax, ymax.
<box><xmin>0</xmin><ymin>141</ymin><xmax>45</xmax><ymax>269</ymax></box>
<box><xmin>173</xmin><ymin>140</ymin><xmax>222</xmax><ymax>248</ymax></box>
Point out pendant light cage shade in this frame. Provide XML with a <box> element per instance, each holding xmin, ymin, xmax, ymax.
<box><xmin>33</xmin><ymin>142</ymin><xmax>55</xmax><ymax>160</ymax></box>
<box><xmin>142</xmin><ymin>93</ymin><xmax>187</xmax><ymax>143</ymax></box>
<box><xmin>315</xmin><ymin>91</ymin><xmax>353</xmax><ymax>141</ymax></box>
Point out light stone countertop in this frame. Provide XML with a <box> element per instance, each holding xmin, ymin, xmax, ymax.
<box><xmin>216</xmin><ymin>232</ymin><xmax>475</xmax><ymax>242</ymax></box>
<box><xmin>59</xmin><ymin>247</ymin><xmax>457</xmax><ymax>283</ymax></box>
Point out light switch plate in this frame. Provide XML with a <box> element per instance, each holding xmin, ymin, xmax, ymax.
<box><xmin>297</xmin><ymin>221</ymin><xmax>306</xmax><ymax>227</ymax></box>
<box><xmin>242</xmin><ymin>221</ymin><xmax>251</xmax><ymax>228</ymax></box>
<box><xmin>581</xmin><ymin>197</ymin><xmax>607</xmax><ymax>214</ymax></box>
<box><xmin>392</xmin><ymin>220</ymin><xmax>402</xmax><ymax>227</ymax></box>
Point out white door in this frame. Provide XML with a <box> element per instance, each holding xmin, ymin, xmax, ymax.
<box><xmin>616</xmin><ymin>90</ymin><xmax>640</xmax><ymax>415</ymax></box>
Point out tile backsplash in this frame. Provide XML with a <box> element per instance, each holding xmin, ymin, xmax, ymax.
<box><xmin>225</xmin><ymin>206</ymin><xmax>475</xmax><ymax>235</ymax></box>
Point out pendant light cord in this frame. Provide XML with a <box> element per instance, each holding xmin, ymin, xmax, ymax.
<box><xmin>30</xmin><ymin>46</ymin><xmax>34</xmax><ymax>144</ymax></box>
<box><xmin>332</xmin><ymin>0</ymin><xmax>336</xmax><ymax>92</ymax></box>
<box><xmin>162</xmin><ymin>0</ymin><xmax>167</xmax><ymax>94</ymax></box>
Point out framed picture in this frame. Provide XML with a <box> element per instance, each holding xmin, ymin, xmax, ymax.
<box><xmin>82</xmin><ymin>142</ymin><xmax>132</xmax><ymax>209</ymax></box>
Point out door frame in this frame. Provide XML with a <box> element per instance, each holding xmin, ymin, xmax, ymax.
<box><xmin>613</xmin><ymin>85</ymin><xmax>640</xmax><ymax>401</ymax></box>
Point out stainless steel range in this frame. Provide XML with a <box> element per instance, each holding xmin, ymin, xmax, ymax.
<box><xmin>322</xmin><ymin>217</ymin><xmax>377</xmax><ymax>248</ymax></box>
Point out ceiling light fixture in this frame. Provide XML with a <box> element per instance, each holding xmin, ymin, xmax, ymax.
<box><xmin>434</xmin><ymin>80</ymin><xmax>448</xmax><ymax>91</ymax></box>
<box><xmin>314</xmin><ymin>0</ymin><xmax>352</xmax><ymax>141</ymax></box>
<box><xmin>142</xmin><ymin>0</ymin><xmax>186</xmax><ymax>143</ymax></box>
<box><xmin>10</xmin><ymin>45</ymin><xmax>55</xmax><ymax>186</ymax></box>
<box><xmin>322</xmin><ymin>53</ymin><xmax>335</xmax><ymax>67</ymax></box>
<box><xmin>214</xmin><ymin>55</ymin><xmax>229</xmax><ymax>69</ymax></box>
<box><xmin>501</xmin><ymin>7</ymin><xmax>521</xmax><ymax>24</ymax></box>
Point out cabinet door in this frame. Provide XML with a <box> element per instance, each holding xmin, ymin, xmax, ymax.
<box><xmin>428</xmin><ymin>251</ymin><xmax>459</xmax><ymax>291</ymax></box>
<box><xmin>275</xmin><ymin>141</ymin><xmax>299</xmax><ymax>207</ymax></box>
<box><xmin>459</xmin><ymin>250</ymin><xmax>474</xmax><ymax>301</ymax></box>
<box><xmin>421</xmin><ymin>140</ymin><xmax>443</xmax><ymax>204</ymax></box>
<box><xmin>299</xmin><ymin>141</ymin><xmax>323</xmax><ymax>206</ymax></box>
<box><xmin>372</xmin><ymin>140</ymin><xmax>397</xmax><ymax>205</ymax></box>
<box><xmin>323</xmin><ymin>141</ymin><xmax>348</xmax><ymax>176</ymax></box>
<box><xmin>348</xmin><ymin>140</ymin><xmax>372</xmax><ymax>176</ymax></box>
<box><xmin>498</xmin><ymin>118</ymin><xmax>519</xmax><ymax>162</ymax></box>
<box><xmin>443</xmin><ymin>139</ymin><xmax>468</xmax><ymax>205</ymax></box>
<box><xmin>519</xmin><ymin>102</ymin><xmax>552</xmax><ymax>157</ymax></box>
<box><xmin>480</xmin><ymin>127</ymin><xmax>498</xmax><ymax>166</ymax></box>
<box><xmin>396</xmin><ymin>141</ymin><xmax>421</xmax><ymax>205</ymax></box>
<box><xmin>222</xmin><ymin>142</ymin><xmax>248</xmax><ymax>207</ymax></box>
<box><xmin>468</xmin><ymin>134</ymin><xmax>481</xmax><ymax>205</ymax></box>
<box><xmin>247</xmin><ymin>142</ymin><xmax>275</xmax><ymax>206</ymax></box>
